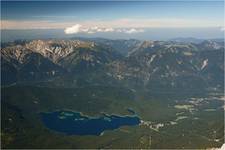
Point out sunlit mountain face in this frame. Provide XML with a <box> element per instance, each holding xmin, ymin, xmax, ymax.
<box><xmin>1</xmin><ymin>1</ymin><xmax>224</xmax><ymax>149</ymax></box>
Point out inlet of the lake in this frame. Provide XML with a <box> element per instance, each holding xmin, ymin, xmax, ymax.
<box><xmin>40</xmin><ymin>110</ymin><xmax>140</xmax><ymax>136</ymax></box>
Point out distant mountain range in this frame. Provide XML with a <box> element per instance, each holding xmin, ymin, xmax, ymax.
<box><xmin>1</xmin><ymin>38</ymin><xmax>224</xmax><ymax>93</ymax></box>
<box><xmin>170</xmin><ymin>37</ymin><xmax>224</xmax><ymax>44</ymax></box>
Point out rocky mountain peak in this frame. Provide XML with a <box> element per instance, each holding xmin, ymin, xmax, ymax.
<box><xmin>1</xmin><ymin>39</ymin><xmax>97</xmax><ymax>63</ymax></box>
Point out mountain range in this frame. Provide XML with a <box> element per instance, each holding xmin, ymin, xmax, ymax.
<box><xmin>1</xmin><ymin>37</ymin><xmax>224</xmax><ymax>149</ymax></box>
<box><xmin>1</xmin><ymin>38</ymin><xmax>224</xmax><ymax>93</ymax></box>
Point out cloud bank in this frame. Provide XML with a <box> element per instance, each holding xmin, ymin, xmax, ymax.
<box><xmin>64</xmin><ymin>24</ymin><xmax>144</xmax><ymax>34</ymax></box>
<box><xmin>2</xmin><ymin>18</ymin><xmax>222</xmax><ymax>30</ymax></box>
<box><xmin>220</xmin><ymin>27</ymin><xmax>225</xmax><ymax>31</ymax></box>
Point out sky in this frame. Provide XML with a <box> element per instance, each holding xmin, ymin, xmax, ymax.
<box><xmin>1</xmin><ymin>1</ymin><xmax>224</xmax><ymax>41</ymax></box>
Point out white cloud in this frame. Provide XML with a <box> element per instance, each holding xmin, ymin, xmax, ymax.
<box><xmin>64</xmin><ymin>24</ymin><xmax>144</xmax><ymax>34</ymax></box>
<box><xmin>220</xmin><ymin>27</ymin><xmax>225</xmax><ymax>31</ymax></box>
<box><xmin>64</xmin><ymin>24</ymin><xmax>82</xmax><ymax>34</ymax></box>
<box><xmin>104</xmin><ymin>28</ymin><xmax>114</xmax><ymax>32</ymax></box>
<box><xmin>64</xmin><ymin>24</ymin><xmax>116</xmax><ymax>34</ymax></box>
<box><xmin>123</xmin><ymin>28</ymin><xmax>144</xmax><ymax>34</ymax></box>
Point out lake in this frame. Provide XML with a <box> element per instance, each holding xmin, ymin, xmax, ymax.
<box><xmin>40</xmin><ymin>110</ymin><xmax>140</xmax><ymax>136</ymax></box>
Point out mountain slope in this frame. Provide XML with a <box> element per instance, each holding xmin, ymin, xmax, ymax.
<box><xmin>1</xmin><ymin>38</ymin><xmax>224</xmax><ymax>92</ymax></box>
<box><xmin>109</xmin><ymin>40</ymin><xmax>224</xmax><ymax>91</ymax></box>
<box><xmin>1</xmin><ymin>39</ymin><xmax>121</xmax><ymax>85</ymax></box>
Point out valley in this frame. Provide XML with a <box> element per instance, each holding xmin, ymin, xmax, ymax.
<box><xmin>1</xmin><ymin>38</ymin><xmax>224</xmax><ymax>149</ymax></box>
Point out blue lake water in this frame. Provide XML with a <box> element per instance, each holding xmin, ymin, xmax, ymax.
<box><xmin>40</xmin><ymin>110</ymin><xmax>140</xmax><ymax>136</ymax></box>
